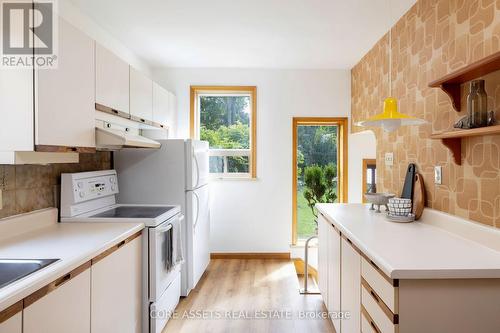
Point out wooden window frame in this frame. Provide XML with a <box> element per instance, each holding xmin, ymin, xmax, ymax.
<box><xmin>292</xmin><ymin>117</ymin><xmax>348</xmax><ymax>245</ymax></box>
<box><xmin>190</xmin><ymin>86</ymin><xmax>257</xmax><ymax>179</ymax></box>
<box><xmin>362</xmin><ymin>159</ymin><xmax>377</xmax><ymax>203</ymax></box>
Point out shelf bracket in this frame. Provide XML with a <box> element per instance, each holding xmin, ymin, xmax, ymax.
<box><xmin>441</xmin><ymin>138</ymin><xmax>462</xmax><ymax>165</ymax></box>
<box><xmin>441</xmin><ymin>83</ymin><xmax>461</xmax><ymax>112</ymax></box>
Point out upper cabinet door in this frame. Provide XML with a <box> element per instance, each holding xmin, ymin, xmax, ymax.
<box><xmin>167</xmin><ymin>91</ymin><xmax>177</xmax><ymax>137</ymax></box>
<box><xmin>35</xmin><ymin>17</ymin><xmax>95</xmax><ymax>149</ymax></box>
<box><xmin>0</xmin><ymin>62</ymin><xmax>33</xmax><ymax>153</ymax></box>
<box><xmin>95</xmin><ymin>43</ymin><xmax>130</xmax><ymax>114</ymax></box>
<box><xmin>152</xmin><ymin>82</ymin><xmax>169</xmax><ymax>126</ymax></box>
<box><xmin>0</xmin><ymin>2</ymin><xmax>34</xmax><ymax>152</ymax></box>
<box><xmin>130</xmin><ymin>67</ymin><xmax>153</xmax><ymax>123</ymax></box>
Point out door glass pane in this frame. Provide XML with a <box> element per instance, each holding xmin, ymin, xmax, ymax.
<box><xmin>296</xmin><ymin>125</ymin><xmax>339</xmax><ymax>240</ymax></box>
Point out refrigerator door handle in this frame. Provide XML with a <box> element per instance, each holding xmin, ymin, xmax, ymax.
<box><xmin>192</xmin><ymin>147</ymin><xmax>200</xmax><ymax>189</ymax></box>
<box><xmin>193</xmin><ymin>190</ymin><xmax>200</xmax><ymax>233</ymax></box>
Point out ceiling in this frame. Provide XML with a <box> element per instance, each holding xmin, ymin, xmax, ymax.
<box><xmin>69</xmin><ymin>0</ymin><xmax>416</xmax><ymax>69</ymax></box>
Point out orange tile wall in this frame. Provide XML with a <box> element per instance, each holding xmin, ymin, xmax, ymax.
<box><xmin>351</xmin><ymin>0</ymin><xmax>500</xmax><ymax>226</ymax></box>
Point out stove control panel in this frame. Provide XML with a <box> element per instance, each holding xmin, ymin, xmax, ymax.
<box><xmin>72</xmin><ymin>175</ymin><xmax>118</xmax><ymax>202</ymax></box>
<box><xmin>61</xmin><ymin>170</ymin><xmax>120</xmax><ymax>218</ymax></box>
<box><xmin>61</xmin><ymin>171</ymin><xmax>120</xmax><ymax>218</ymax></box>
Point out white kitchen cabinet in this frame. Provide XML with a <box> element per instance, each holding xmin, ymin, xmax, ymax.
<box><xmin>341</xmin><ymin>238</ymin><xmax>361</xmax><ymax>333</ymax></box>
<box><xmin>318</xmin><ymin>213</ymin><xmax>342</xmax><ymax>332</ymax></box>
<box><xmin>0</xmin><ymin>12</ymin><xmax>78</xmax><ymax>164</ymax></box>
<box><xmin>318</xmin><ymin>214</ymin><xmax>329</xmax><ymax>302</ymax></box>
<box><xmin>153</xmin><ymin>82</ymin><xmax>170</xmax><ymax>127</ymax></box>
<box><xmin>327</xmin><ymin>222</ymin><xmax>341</xmax><ymax>333</ymax></box>
<box><xmin>35</xmin><ymin>16</ymin><xmax>95</xmax><ymax>150</ymax></box>
<box><xmin>95</xmin><ymin>43</ymin><xmax>130</xmax><ymax>114</ymax></box>
<box><xmin>0</xmin><ymin>68</ymin><xmax>33</xmax><ymax>153</ymax></box>
<box><xmin>0</xmin><ymin>312</ymin><xmax>22</xmax><ymax>333</ymax></box>
<box><xmin>130</xmin><ymin>67</ymin><xmax>153</xmax><ymax>123</ymax></box>
<box><xmin>167</xmin><ymin>91</ymin><xmax>177</xmax><ymax>137</ymax></box>
<box><xmin>23</xmin><ymin>266</ymin><xmax>91</xmax><ymax>333</ymax></box>
<box><xmin>91</xmin><ymin>235</ymin><xmax>142</xmax><ymax>333</ymax></box>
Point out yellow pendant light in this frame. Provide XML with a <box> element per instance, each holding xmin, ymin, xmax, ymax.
<box><xmin>355</xmin><ymin>97</ymin><xmax>426</xmax><ymax>133</ymax></box>
<box><xmin>355</xmin><ymin>4</ymin><xmax>426</xmax><ymax>133</ymax></box>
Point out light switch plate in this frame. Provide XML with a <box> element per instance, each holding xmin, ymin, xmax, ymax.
<box><xmin>385</xmin><ymin>152</ymin><xmax>394</xmax><ymax>166</ymax></box>
<box><xmin>434</xmin><ymin>166</ymin><xmax>442</xmax><ymax>185</ymax></box>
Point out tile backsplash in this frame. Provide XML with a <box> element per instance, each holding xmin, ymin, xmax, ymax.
<box><xmin>351</xmin><ymin>0</ymin><xmax>500</xmax><ymax>227</ymax></box>
<box><xmin>0</xmin><ymin>152</ymin><xmax>111</xmax><ymax>219</ymax></box>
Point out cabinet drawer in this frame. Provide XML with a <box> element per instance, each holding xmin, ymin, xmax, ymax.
<box><xmin>361</xmin><ymin>284</ymin><xmax>397</xmax><ymax>333</ymax></box>
<box><xmin>361</xmin><ymin>256</ymin><xmax>398</xmax><ymax>313</ymax></box>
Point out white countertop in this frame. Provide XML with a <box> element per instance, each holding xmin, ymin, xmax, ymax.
<box><xmin>317</xmin><ymin>203</ymin><xmax>500</xmax><ymax>279</ymax></box>
<box><xmin>0</xmin><ymin>221</ymin><xmax>144</xmax><ymax>311</ymax></box>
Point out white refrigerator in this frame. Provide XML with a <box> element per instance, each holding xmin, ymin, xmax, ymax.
<box><xmin>114</xmin><ymin>139</ymin><xmax>210</xmax><ymax>296</ymax></box>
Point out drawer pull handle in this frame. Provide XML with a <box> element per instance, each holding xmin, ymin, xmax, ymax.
<box><xmin>370</xmin><ymin>290</ymin><xmax>379</xmax><ymax>303</ymax></box>
<box><xmin>117</xmin><ymin>240</ymin><xmax>126</xmax><ymax>248</ymax></box>
<box><xmin>370</xmin><ymin>260</ymin><xmax>380</xmax><ymax>270</ymax></box>
<box><xmin>55</xmin><ymin>273</ymin><xmax>71</xmax><ymax>287</ymax></box>
<box><xmin>370</xmin><ymin>320</ymin><xmax>380</xmax><ymax>333</ymax></box>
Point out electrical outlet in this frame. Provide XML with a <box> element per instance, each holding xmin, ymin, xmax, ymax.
<box><xmin>434</xmin><ymin>166</ymin><xmax>442</xmax><ymax>185</ymax></box>
<box><xmin>385</xmin><ymin>152</ymin><xmax>394</xmax><ymax>166</ymax></box>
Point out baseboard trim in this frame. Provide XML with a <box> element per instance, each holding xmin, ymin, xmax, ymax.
<box><xmin>293</xmin><ymin>258</ymin><xmax>318</xmax><ymax>279</ymax></box>
<box><xmin>210</xmin><ymin>252</ymin><xmax>291</xmax><ymax>260</ymax></box>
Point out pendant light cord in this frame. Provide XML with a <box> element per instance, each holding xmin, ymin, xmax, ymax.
<box><xmin>388</xmin><ymin>0</ymin><xmax>392</xmax><ymax>97</ymax></box>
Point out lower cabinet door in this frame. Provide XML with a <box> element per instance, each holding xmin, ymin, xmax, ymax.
<box><xmin>0</xmin><ymin>312</ymin><xmax>22</xmax><ymax>333</ymax></box>
<box><xmin>317</xmin><ymin>214</ymin><xmax>329</xmax><ymax>303</ymax></box>
<box><xmin>341</xmin><ymin>238</ymin><xmax>361</xmax><ymax>333</ymax></box>
<box><xmin>327</xmin><ymin>224</ymin><xmax>341</xmax><ymax>333</ymax></box>
<box><xmin>91</xmin><ymin>236</ymin><xmax>142</xmax><ymax>333</ymax></box>
<box><xmin>23</xmin><ymin>268</ymin><xmax>91</xmax><ymax>333</ymax></box>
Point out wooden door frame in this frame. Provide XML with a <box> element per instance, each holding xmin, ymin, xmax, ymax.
<box><xmin>362</xmin><ymin>159</ymin><xmax>377</xmax><ymax>203</ymax></box>
<box><xmin>292</xmin><ymin>117</ymin><xmax>348</xmax><ymax>245</ymax></box>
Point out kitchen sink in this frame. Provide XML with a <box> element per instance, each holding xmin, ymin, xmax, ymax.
<box><xmin>0</xmin><ymin>259</ymin><xmax>59</xmax><ymax>290</ymax></box>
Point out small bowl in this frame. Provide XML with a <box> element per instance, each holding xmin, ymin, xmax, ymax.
<box><xmin>388</xmin><ymin>198</ymin><xmax>412</xmax><ymax>216</ymax></box>
<box><xmin>364</xmin><ymin>193</ymin><xmax>396</xmax><ymax>213</ymax></box>
<box><xmin>388</xmin><ymin>198</ymin><xmax>412</xmax><ymax>205</ymax></box>
<box><xmin>364</xmin><ymin>193</ymin><xmax>395</xmax><ymax>205</ymax></box>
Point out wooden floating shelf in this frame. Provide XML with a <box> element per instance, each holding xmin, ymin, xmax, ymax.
<box><xmin>430</xmin><ymin>125</ymin><xmax>500</xmax><ymax>165</ymax></box>
<box><xmin>429</xmin><ymin>51</ymin><xmax>500</xmax><ymax>112</ymax></box>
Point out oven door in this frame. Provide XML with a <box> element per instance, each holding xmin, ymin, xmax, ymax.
<box><xmin>148</xmin><ymin>214</ymin><xmax>182</xmax><ymax>301</ymax></box>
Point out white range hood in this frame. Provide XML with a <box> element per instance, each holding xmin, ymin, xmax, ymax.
<box><xmin>95</xmin><ymin>120</ymin><xmax>161</xmax><ymax>150</ymax></box>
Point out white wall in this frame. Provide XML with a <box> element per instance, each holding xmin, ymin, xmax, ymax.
<box><xmin>153</xmin><ymin>68</ymin><xmax>351</xmax><ymax>252</ymax></box>
<box><xmin>58</xmin><ymin>1</ymin><xmax>151</xmax><ymax>75</ymax></box>
<box><xmin>348</xmin><ymin>131</ymin><xmax>377</xmax><ymax>203</ymax></box>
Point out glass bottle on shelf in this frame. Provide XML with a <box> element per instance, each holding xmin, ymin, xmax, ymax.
<box><xmin>467</xmin><ymin>80</ymin><xmax>488</xmax><ymax>128</ymax></box>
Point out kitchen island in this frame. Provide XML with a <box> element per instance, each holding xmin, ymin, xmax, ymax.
<box><xmin>316</xmin><ymin>203</ymin><xmax>500</xmax><ymax>333</ymax></box>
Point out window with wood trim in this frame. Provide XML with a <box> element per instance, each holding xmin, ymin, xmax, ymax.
<box><xmin>190</xmin><ymin>86</ymin><xmax>257</xmax><ymax>179</ymax></box>
<box><xmin>292</xmin><ymin>117</ymin><xmax>348</xmax><ymax>245</ymax></box>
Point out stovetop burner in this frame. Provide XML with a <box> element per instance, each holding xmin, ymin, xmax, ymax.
<box><xmin>90</xmin><ymin>206</ymin><xmax>176</xmax><ymax>219</ymax></box>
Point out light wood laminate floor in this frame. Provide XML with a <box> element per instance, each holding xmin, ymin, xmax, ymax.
<box><xmin>163</xmin><ymin>259</ymin><xmax>335</xmax><ymax>333</ymax></box>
